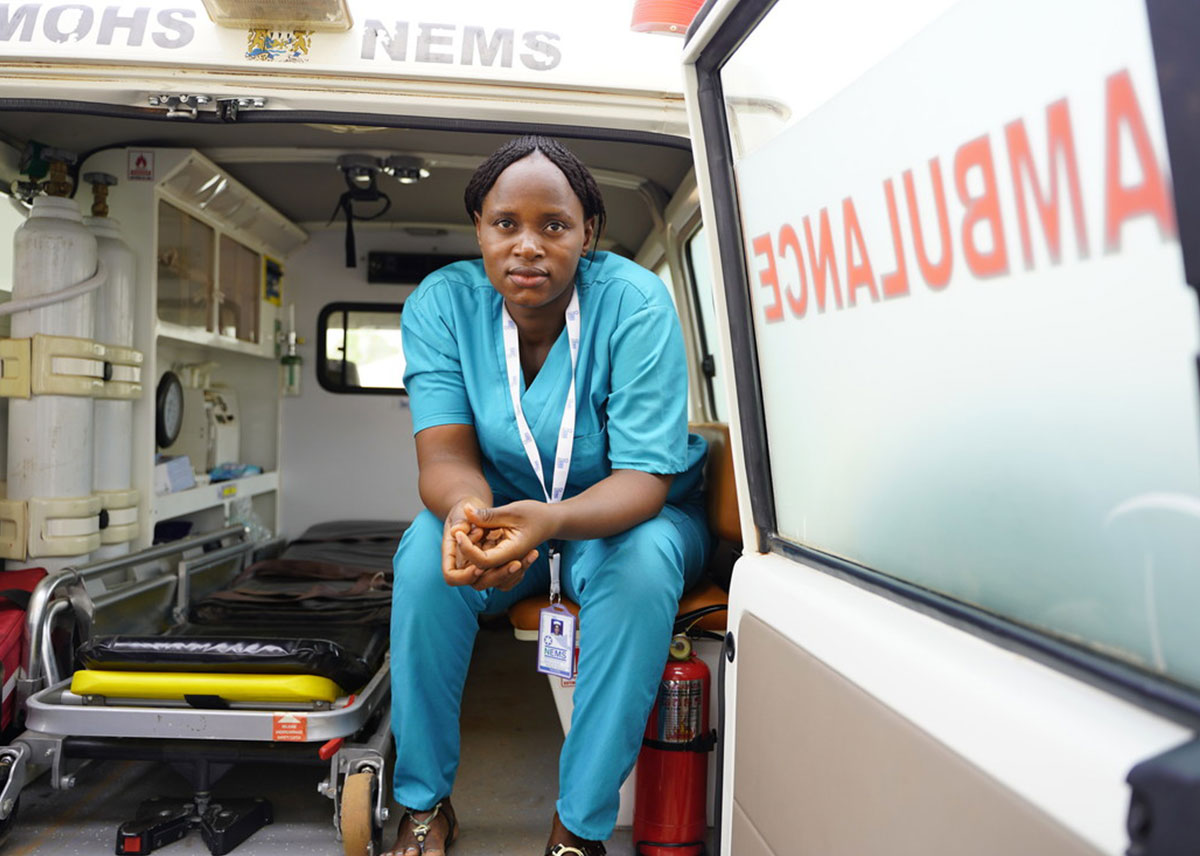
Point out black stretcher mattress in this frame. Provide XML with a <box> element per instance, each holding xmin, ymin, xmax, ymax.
<box><xmin>76</xmin><ymin>630</ymin><xmax>384</xmax><ymax>692</ymax></box>
<box><xmin>77</xmin><ymin>521</ymin><xmax>407</xmax><ymax>692</ymax></box>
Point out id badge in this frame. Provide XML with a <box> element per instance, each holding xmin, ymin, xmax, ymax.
<box><xmin>536</xmin><ymin>604</ymin><xmax>577</xmax><ymax>679</ymax></box>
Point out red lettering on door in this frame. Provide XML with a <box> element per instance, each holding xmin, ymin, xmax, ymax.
<box><xmin>751</xmin><ymin>233</ymin><xmax>784</xmax><ymax>323</ymax></box>
<box><xmin>955</xmin><ymin>135</ymin><xmax>1009</xmax><ymax>278</ymax></box>
<box><xmin>903</xmin><ymin>159</ymin><xmax>953</xmax><ymax>290</ymax></box>
<box><xmin>778</xmin><ymin>223</ymin><xmax>807</xmax><ymax>318</ymax></box>
<box><xmin>843</xmin><ymin>197</ymin><xmax>878</xmax><ymax>306</ymax></box>
<box><xmin>1005</xmin><ymin>98</ymin><xmax>1089</xmax><ymax>268</ymax></box>
<box><xmin>803</xmin><ymin>208</ymin><xmax>844</xmax><ymax>312</ymax></box>
<box><xmin>880</xmin><ymin>178</ymin><xmax>910</xmax><ymax>299</ymax></box>
<box><xmin>1103</xmin><ymin>68</ymin><xmax>1176</xmax><ymax>251</ymax></box>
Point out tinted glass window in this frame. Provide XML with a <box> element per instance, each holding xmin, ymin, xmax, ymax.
<box><xmin>720</xmin><ymin>0</ymin><xmax>1200</xmax><ymax>688</ymax></box>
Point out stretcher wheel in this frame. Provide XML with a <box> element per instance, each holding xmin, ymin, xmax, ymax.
<box><xmin>0</xmin><ymin>797</ymin><xmax>19</xmax><ymax>846</ymax></box>
<box><xmin>341</xmin><ymin>771</ymin><xmax>380</xmax><ymax>856</ymax></box>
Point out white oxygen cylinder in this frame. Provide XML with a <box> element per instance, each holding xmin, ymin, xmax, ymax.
<box><xmin>87</xmin><ymin>202</ymin><xmax>136</xmax><ymax>560</ymax></box>
<box><xmin>9</xmin><ymin>194</ymin><xmax>98</xmax><ymax>571</ymax></box>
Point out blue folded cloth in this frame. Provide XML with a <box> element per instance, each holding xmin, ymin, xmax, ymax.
<box><xmin>208</xmin><ymin>462</ymin><xmax>264</xmax><ymax>482</ymax></box>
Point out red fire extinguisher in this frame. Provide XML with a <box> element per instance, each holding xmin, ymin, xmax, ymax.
<box><xmin>633</xmin><ymin>634</ymin><xmax>713</xmax><ymax>856</ymax></box>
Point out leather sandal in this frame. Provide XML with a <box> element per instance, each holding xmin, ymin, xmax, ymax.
<box><xmin>382</xmin><ymin>798</ymin><xmax>458</xmax><ymax>856</ymax></box>
<box><xmin>543</xmin><ymin>812</ymin><xmax>606</xmax><ymax>856</ymax></box>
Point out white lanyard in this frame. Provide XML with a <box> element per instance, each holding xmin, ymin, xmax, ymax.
<box><xmin>501</xmin><ymin>288</ymin><xmax>580</xmax><ymax>602</ymax></box>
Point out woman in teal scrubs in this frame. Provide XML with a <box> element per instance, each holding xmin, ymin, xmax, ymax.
<box><xmin>386</xmin><ymin>136</ymin><xmax>709</xmax><ymax>856</ymax></box>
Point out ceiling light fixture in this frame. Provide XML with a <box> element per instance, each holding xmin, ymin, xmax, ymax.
<box><xmin>331</xmin><ymin>154</ymin><xmax>391</xmax><ymax>269</ymax></box>
<box><xmin>337</xmin><ymin>154</ymin><xmax>382</xmax><ymax>190</ymax></box>
<box><xmin>385</xmin><ymin>155</ymin><xmax>431</xmax><ymax>185</ymax></box>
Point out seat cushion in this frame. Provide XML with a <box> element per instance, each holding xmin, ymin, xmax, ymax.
<box><xmin>688</xmin><ymin>422</ymin><xmax>740</xmax><ymax>544</ymax></box>
<box><xmin>675</xmin><ymin>580</ymin><xmax>730</xmax><ymax>632</ymax></box>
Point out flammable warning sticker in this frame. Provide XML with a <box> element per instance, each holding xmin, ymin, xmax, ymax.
<box><xmin>272</xmin><ymin>712</ymin><xmax>307</xmax><ymax>741</ymax></box>
<box><xmin>128</xmin><ymin>150</ymin><xmax>154</xmax><ymax>181</ymax></box>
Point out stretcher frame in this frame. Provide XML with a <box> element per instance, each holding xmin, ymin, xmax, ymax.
<box><xmin>0</xmin><ymin>525</ymin><xmax>394</xmax><ymax>850</ymax></box>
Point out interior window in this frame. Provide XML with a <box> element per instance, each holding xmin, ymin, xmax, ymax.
<box><xmin>718</xmin><ymin>0</ymin><xmax>1200</xmax><ymax>691</ymax></box>
<box><xmin>685</xmin><ymin>226</ymin><xmax>729</xmax><ymax>422</ymax></box>
<box><xmin>317</xmin><ymin>302</ymin><xmax>405</xmax><ymax>395</ymax></box>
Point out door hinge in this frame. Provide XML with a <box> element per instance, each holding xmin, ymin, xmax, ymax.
<box><xmin>216</xmin><ymin>97</ymin><xmax>268</xmax><ymax>122</ymax></box>
<box><xmin>147</xmin><ymin>94</ymin><xmax>211</xmax><ymax>120</ymax></box>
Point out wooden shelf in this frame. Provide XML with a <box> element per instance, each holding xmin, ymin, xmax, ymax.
<box><xmin>154</xmin><ymin>470</ymin><xmax>278</xmax><ymax>522</ymax></box>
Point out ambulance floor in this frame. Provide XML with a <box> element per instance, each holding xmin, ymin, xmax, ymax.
<box><xmin>2</xmin><ymin>624</ymin><xmax>663</xmax><ymax>856</ymax></box>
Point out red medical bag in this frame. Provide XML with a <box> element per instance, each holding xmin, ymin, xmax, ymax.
<box><xmin>1</xmin><ymin>568</ymin><xmax>47</xmax><ymax>736</ymax></box>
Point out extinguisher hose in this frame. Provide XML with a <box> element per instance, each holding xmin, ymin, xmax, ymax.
<box><xmin>674</xmin><ymin>603</ymin><xmax>728</xmax><ymax>636</ymax></box>
<box><xmin>0</xmin><ymin>261</ymin><xmax>106</xmax><ymax>316</ymax></box>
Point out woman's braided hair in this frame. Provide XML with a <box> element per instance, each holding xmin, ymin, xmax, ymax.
<box><xmin>464</xmin><ymin>135</ymin><xmax>606</xmax><ymax>255</ymax></box>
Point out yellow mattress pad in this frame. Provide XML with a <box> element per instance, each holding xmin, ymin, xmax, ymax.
<box><xmin>70</xmin><ymin>669</ymin><xmax>345</xmax><ymax>703</ymax></box>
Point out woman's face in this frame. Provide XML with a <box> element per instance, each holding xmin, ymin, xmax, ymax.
<box><xmin>474</xmin><ymin>151</ymin><xmax>594</xmax><ymax>314</ymax></box>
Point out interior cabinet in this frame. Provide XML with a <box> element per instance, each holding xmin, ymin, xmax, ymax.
<box><xmin>156</xmin><ymin>207</ymin><xmax>264</xmax><ymax>346</ymax></box>
<box><xmin>80</xmin><ymin>147</ymin><xmax>308</xmax><ymax>548</ymax></box>
<box><xmin>217</xmin><ymin>234</ymin><xmax>262</xmax><ymax>344</ymax></box>
<box><xmin>157</xmin><ymin>202</ymin><xmax>215</xmax><ymax>331</ymax></box>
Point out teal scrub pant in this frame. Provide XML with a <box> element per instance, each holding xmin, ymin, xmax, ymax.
<box><xmin>390</xmin><ymin>502</ymin><xmax>710</xmax><ymax>840</ymax></box>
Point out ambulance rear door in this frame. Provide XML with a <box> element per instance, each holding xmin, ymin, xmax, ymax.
<box><xmin>682</xmin><ymin>1</ymin><xmax>1200</xmax><ymax>854</ymax></box>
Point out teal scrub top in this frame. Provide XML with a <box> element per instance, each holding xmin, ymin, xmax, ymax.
<box><xmin>402</xmin><ymin>251</ymin><xmax>706</xmax><ymax>507</ymax></box>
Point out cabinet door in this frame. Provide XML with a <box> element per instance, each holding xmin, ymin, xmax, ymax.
<box><xmin>157</xmin><ymin>201</ymin><xmax>214</xmax><ymax>331</ymax></box>
<box><xmin>683</xmin><ymin>1</ymin><xmax>1200</xmax><ymax>854</ymax></box>
<box><xmin>218</xmin><ymin>234</ymin><xmax>261</xmax><ymax>344</ymax></box>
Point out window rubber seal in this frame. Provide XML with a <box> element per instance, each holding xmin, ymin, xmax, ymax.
<box><xmin>315</xmin><ymin>301</ymin><xmax>406</xmax><ymax>397</ymax></box>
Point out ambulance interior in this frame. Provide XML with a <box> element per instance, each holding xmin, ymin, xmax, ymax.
<box><xmin>0</xmin><ymin>115</ymin><xmax>701</xmax><ymax>538</ymax></box>
<box><xmin>0</xmin><ymin>106</ymin><xmax>729</xmax><ymax>856</ymax></box>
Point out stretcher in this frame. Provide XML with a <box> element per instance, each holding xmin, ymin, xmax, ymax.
<box><xmin>0</xmin><ymin>521</ymin><xmax>404</xmax><ymax>856</ymax></box>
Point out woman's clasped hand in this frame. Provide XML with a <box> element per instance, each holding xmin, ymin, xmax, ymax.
<box><xmin>440</xmin><ymin>498</ymin><xmax>548</xmax><ymax>591</ymax></box>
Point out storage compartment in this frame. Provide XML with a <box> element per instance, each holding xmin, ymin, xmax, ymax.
<box><xmin>157</xmin><ymin>202</ymin><xmax>214</xmax><ymax>332</ymax></box>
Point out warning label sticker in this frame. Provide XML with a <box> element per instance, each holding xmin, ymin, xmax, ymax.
<box><xmin>272</xmin><ymin>712</ymin><xmax>307</xmax><ymax>742</ymax></box>
<box><xmin>128</xmin><ymin>150</ymin><xmax>154</xmax><ymax>181</ymax></box>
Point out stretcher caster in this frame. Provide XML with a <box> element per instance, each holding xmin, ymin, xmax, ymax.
<box><xmin>0</xmin><ymin>749</ymin><xmax>22</xmax><ymax>846</ymax></box>
<box><xmin>340</xmin><ymin>770</ymin><xmax>382</xmax><ymax>856</ymax></box>
<box><xmin>0</xmin><ymin>797</ymin><xmax>19</xmax><ymax>846</ymax></box>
